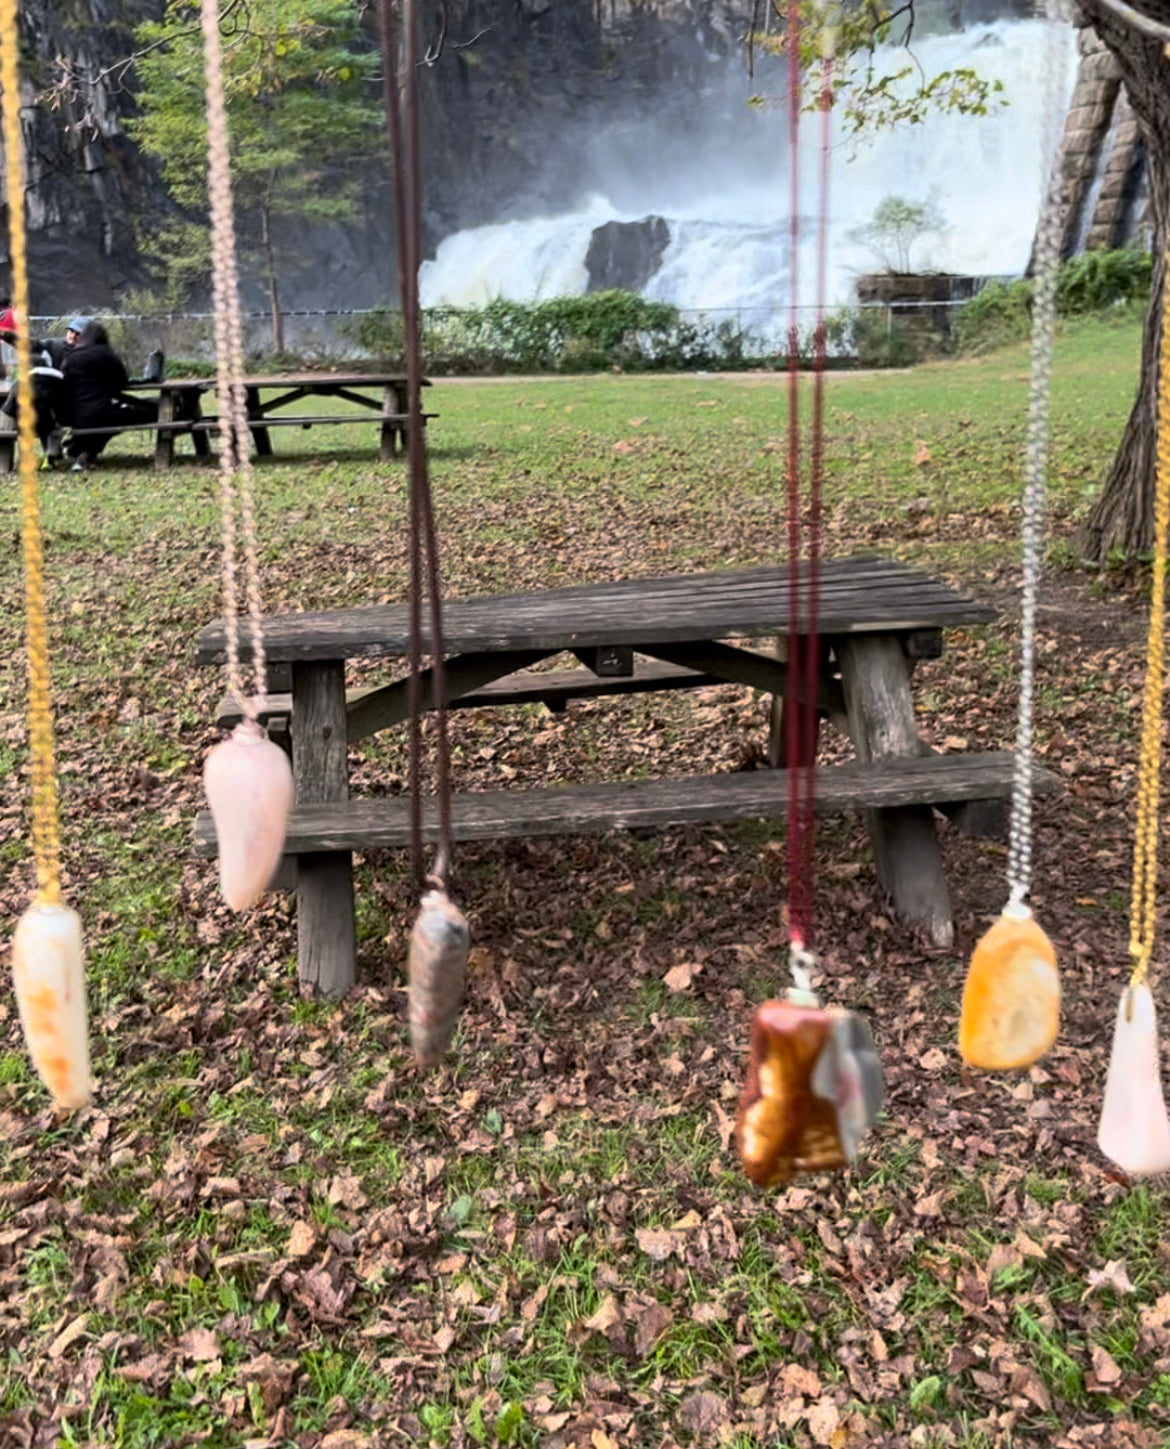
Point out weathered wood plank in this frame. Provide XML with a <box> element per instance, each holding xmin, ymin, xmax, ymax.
<box><xmin>193</xmin><ymin>752</ymin><xmax>1058</xmax><ymax>855</ymax></box>
<box><xmin>216</xmin><ymin>658</ymin><xmax>726</xmax><ymax>737</ymax></box>
<box><xmin>291</xmin><ymin>661</ymin><xmax>355</xmax><ymax>997</ymax></box>
<box><xmin>346</xmin><ymin>649</ymin><xmax>551</xmax><ymax>739</ymax></box>
<box><xmin>195</xmin><ymin>558</ymin><xmax>995</xmax><ymax>665</ymax></box>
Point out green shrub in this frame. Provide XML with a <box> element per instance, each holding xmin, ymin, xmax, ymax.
<box><xmin>824</xmin><ymin>307</ymin><xmax>927</xmax><ymax>367</ymax></box>
<box><xmin>955</xmin><ymin>248</ymin><xmax>1151</xmax><ymax>354</ymax></box>
<box><xmin>342</xmin><ymin>290</ymin><xmax>767</xmax><ymax>373</ymax></box>
<box><xmin>953</xmin><ymin>278</ymin><xmax>1033</xmax><ymax>354</ymax></box>
<box><xmin>1057</xmin><ymin>247</ymin><xmax>1151</xmax><ymax>313</ymax></box>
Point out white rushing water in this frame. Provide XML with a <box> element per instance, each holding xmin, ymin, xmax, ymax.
<box><xmin>420</xmin><ymin>18</ymin><xmax>1076</xmax><ymax>319</ymax></box>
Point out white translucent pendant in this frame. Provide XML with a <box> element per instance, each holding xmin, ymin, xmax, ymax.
<box><xmin>1098</xmin><ymin>984</ymin><xmax>1170</xmax><ymax>1177</ymax></box>
<box><xmin>203</xmin><ymin>722</ymin><xmax>294</xmax><ymax>911</ymax></box>
<box><xmin>12</xmin><ymin>902</ymin><xmax>92</xmax><ymax>1111</ymax></box>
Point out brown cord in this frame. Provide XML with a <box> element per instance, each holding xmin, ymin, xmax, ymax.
<box><xmin>379</xmin><ymin>0</ymin><xmax>454</xmax><ymax>889</ymax></box>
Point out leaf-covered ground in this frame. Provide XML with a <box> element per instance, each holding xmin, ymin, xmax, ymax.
<box><xmin>1</xmin><ymin>317</ymin><xmax>1168</xmax><ymax>1448</ymax></box>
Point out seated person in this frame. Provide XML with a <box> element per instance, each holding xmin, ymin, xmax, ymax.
<box><xmin>61</xmin><ymin>321</ymin><xmax>153</xmax><ymax>471</ymax></box>
<box><xmin>0</xmin><ymin>316</ymin><xmax>89</xmax><ymax>462</ymax></box>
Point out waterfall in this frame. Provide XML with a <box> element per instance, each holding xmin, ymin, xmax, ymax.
<box><xmin>420</xmin><ymin>18</ymin><xmax>1078</xmax><ymax>318</ymax></box>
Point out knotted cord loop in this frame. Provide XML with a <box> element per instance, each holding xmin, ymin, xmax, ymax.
<box><xmin>1</xmin><ymin>4</ymin><xmax>63</xmax><ymax>906</ymax></box>
<box><xmin>201</xmin><ymin>0</ymin><xmax>268</xmax><ymax>717</ymax></box>
<box><xmin>1007</xmin><ymin>0</ymin><xmax>1068</xmax><ymax>908</ymax></box>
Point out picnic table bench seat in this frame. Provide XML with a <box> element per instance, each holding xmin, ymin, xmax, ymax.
<box><xmin>193</xmin><ymin>556</ymin><xmax>1059</xmax><ymax>995</ymax></box>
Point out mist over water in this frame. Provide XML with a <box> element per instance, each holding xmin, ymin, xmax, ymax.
<box><xmin>420</xmin><ymin>18</ymin><xmax>1075</xmax><ymax>318</ymax></box>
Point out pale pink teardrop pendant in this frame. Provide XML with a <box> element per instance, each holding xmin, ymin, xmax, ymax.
<box><xmin>12</xmin><ymin>902</ymin><xmax>92</xmax><ymax>1111</ymax></box>
<box><xmin>1097</xmin><ymin>983</ymin><xmax>1170</xmax><ymax>1177</ymax></box>
<box><xmin>203</xmin><ymin>722</ymin><xmax>294</xmax><ymax>911</ymax></box>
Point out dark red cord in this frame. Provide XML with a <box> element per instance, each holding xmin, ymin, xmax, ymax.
<box><xmin>784</xmin><ymin>11</ymin><xmax>831</xmax><ymax>955</ymax></box>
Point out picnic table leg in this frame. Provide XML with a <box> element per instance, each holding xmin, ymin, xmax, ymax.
<box><xmin>154</xmin><ymin>390</ymin><xmax>176</xmax><ymax>469</ymax></box>
<box><xmin>0</xmin><ymin>407</ymin><xmax>14</xmax><ymax>473</ymax></box>
<box><xmin>246</xmin><ymin>386</ymin><xmax>273</xmax><ymax>457</ymax></box>
<box><xmin>189</xmin><ymin>393</ymin><xmax>211</xmax><ymax>460</ymax></box>
<box><xmin>380</xmin><ymin>383</ymin><xmax>400</xmax><ymax>461</ymax></box>
<box><xmin>767</xmin><ymin>636</ymin><xmax>834</xmax><ymax>768</ymax></box>
<box><xmin>836</xmin><ymin>633</ymin><xmax>954</xmax><ymax>948</ymax></box>
<box><xmin>291</xmin><ymin>660</ymin><xmax>356</xmax><ymax>996</ymax></box>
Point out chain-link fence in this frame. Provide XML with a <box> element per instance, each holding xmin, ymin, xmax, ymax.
<box><xmin>11</xmin><ymin>299</ymin><xmax>985</xmax><ymax>375</ymax></box>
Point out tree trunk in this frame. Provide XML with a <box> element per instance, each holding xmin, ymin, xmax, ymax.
<box><xmin>260</xmin><ymin>203</ymin><xmax>284</xmax><ymax>354</ymax></box>
<box><xmin>1080</xmin><ymin>2</ymin><xmax>1170</xmax><ymax>564</ymax></box>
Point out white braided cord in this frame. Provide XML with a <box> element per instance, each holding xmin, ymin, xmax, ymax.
<box><xmin>1008</xmin><ymin>0</ymin><xmax>1069</xmax><ymax>908</ymax></box>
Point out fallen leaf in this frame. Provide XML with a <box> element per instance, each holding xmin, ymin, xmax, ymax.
<box><xmin>807</xmin><ymin>1395</ymin><xmax>841</xmax><ymax>1445</ymax></box>
<box><xmin>677</xmin><ymin>1390</ymin><xmax>728</xmax><ymax>1434</ymax></box>
<box><xmin>1085</xmin><ymin>1259</ymin><xmax>1136</xmax><ymax>1299</ymax></box>
<box><xmin>663</xmin><ymin>961</ymin><xmax>703</xmax><ymax>992</ymax></box>
<box><xmin>178</xmin><ymin>1327</ymin><xmax>221</xmax><ymax>1362</ymax></box>
<box><xmin>635</xmin><ymin>1227</ymin><xmax>680</xmax><ymax>1261</ymax></box>
<box><xmin>780</xmin><ymin>1362</ymin><xmax>822</xmax><ymax>1398</ymax></box>
<box><xmin>48</xmin><ymin>1314</ymin><xmax>89</xmax><ymax>1359</ymax></box>
<box><xmin>286</xmin><ymin>1220</ymin><xmax>317</xmax><ymax>1258</ymax></box>
<box><xmin>583</xmin><ymin>1294</ymin><xmax>623</xmax><ymax>1334</ymax></box>
<box><xmin>632</xmin><ymin>1300</ymin><xmax>672</xmax><ymax>1356</ymax></box>
<box><xmin>1091</xmin><ymin>1343</ymin><xmax>1123</xmax><ymax>1385</ymax></box>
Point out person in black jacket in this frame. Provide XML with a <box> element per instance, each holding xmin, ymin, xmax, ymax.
<box><xmin>61</xmin><ymin>321</ymin><xmax>147</xmax><ymax>471</ymax></box>
<box><xmin>0</xmin><ymin>315</ymin><xmax>87</xmax><ymax>462</ymax></box>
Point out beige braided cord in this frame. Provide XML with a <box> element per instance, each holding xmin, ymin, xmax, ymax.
<box><xmin>1</xmin><ymin>4</ymin><xmax>63</xmax><ymax>905</ymax></box>
<box><xmin>1128</xmin><ymin>243</ymin><xmax>1170</xmax><ymax>987</ymax></box>
<box><xmin>200</xmin><ymin>0</ymin><xmax>268</xmax><ymax>713</ymax></box>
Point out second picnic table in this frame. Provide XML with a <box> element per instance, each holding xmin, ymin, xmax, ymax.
<box><xmin>193</xmin><ymin>555</ymin><xmax>1059</xmax><ymax>996</ymax></box>
<box><xmin>0</xmin><ymin>370</ymin><xmax>432</xmax><ymax>470</ymax></box>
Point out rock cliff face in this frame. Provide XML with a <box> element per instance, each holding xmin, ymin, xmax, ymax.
<box><xmin>6</xmin><ymin>0</ymin><xmax>1046</xmax><ymax>314</ymax></box>
<box><xmin>2</xmin><ymin>0</ymin><xmax>168</xmax><ymax>310</ymax></box>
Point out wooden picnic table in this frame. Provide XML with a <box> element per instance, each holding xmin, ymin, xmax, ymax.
<box><xmin>193</xmin><ymin>555</ymin><xmax>1058</xmax><ymax>996</ymax></box>
<box><xmin>0</xmin><ymin>371</ymin><xmax>432</xmax><ymax>471</ymax></box>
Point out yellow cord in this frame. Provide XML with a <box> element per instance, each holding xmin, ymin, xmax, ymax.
<box><xmin>0</xmin><ymin>10</ymin><xmax>64</xmax><ymax>907</ymax></box>
<box><xmin>1129</xmin><ymin>255</ymin><xmax>1170</xmax><ymax>986</ymax></box>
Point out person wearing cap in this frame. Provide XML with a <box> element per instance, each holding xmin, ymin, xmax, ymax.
<box><xmin>0</xmin><ymin>313</ymin><xmax>87</xmax><ymax>464</ymax></box>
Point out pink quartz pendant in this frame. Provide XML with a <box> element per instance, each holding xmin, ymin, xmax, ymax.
<box><xmin>12</xmin><ymin>902</ymin><xmax>92</xmax><ymax>1111</ymax></box>
<box><xmin>408</xmin><ymin>888</ymin><xmax>470</xmax><ymax>1068</ymax></box>
<box><xmin>1097</xmin><ymin>984</ymin><xmax>1170</xmax><ymax>1177</ymax></box>
<box><xmin>203</xmin><ymin>722</ymin><xmax>294</xmax><ymax>911</ymax></box>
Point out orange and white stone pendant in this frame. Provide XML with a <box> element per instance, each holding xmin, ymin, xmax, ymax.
<box><xmin>203</xmin><ymin>721</ymin><xmax>294</xmax><ymax>911</ymax></box>
<box><xmin>958</xmin><ymin>902</ymin><xmax>1059</xmax><ymax>1069</ymax></box>
<box><xmin>1098</xmin><ymin>984</ymin><xmax>1170</xmax><ymax>1177</ymax></box>
<box><xmin>408</xmin><ymin>888</ymin><xmax>470</xmax><ymax>1068</ymax></box>
<box><xmin>736</xmin><ymin>989</ymin><xmax>883</xmax><ymax>1188</ymax></box>
<box><xmin>12</xmin><ymin>902</ymin><xmax>91</xmax><ymax>1111</ymax></box>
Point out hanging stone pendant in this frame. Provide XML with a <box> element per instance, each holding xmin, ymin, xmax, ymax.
<box><xmin>735</xmin><ymin>990</ymin><xmax>882</xmax><ymax>1188</ymax></box>
<box><xmin>203</xmin><ymin>721</ymin><xmax>294</xmax><ymax>912</ymax></box>
<box><xmin>1098</xmin><ymin>983</ymin><xmax>1170</xmax><ymax>1177</ymax></box>
<box><xmin>958</xmin><ymin>903</ymin><xmax>1059</xmax><ymax>1070</ymax></box>
<box><xmin>408</xmin><ymin>888</ymin><xmax>470</xmax><ymax>1068</ymax></box>
<box><xmin>12</xmin><ymin>902</ymin><xmax>91</xmax><ymax>1111</ymax></box>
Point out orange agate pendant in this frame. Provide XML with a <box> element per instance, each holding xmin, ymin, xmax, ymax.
<box><xmin>736</xmin><ymin>988</ymin><xmax>883</xmax><ymax>1188</ymax></box>
<box><xmin>12</xmin><ymin>902</ymin><xmax>92</xmax><ymax>1111</ymax></box>
<box><xmin>1098</xmin><ymin>983</ymin><xmax>1170</xmax><ymax>1177</ymax></box>
<box><xmin>958</xmin><ymin>902</ymin><xmax>1059</xmax><ymax>1069</ymax></box>
<box><xmin>408</xmin><ymin>888</ymin><xmax>470</xmax><ymax>1068</ymax></box>
<box><xmin>203</xmin><ymin>721</ymin><xmax>294</xmax><ymax>911</ymax></box>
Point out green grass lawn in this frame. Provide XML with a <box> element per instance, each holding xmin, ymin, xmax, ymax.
<box><xmin>1</xmin><ymin>314</ymin><xmax>1167</xmax><ymax>1449</ymax></box>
